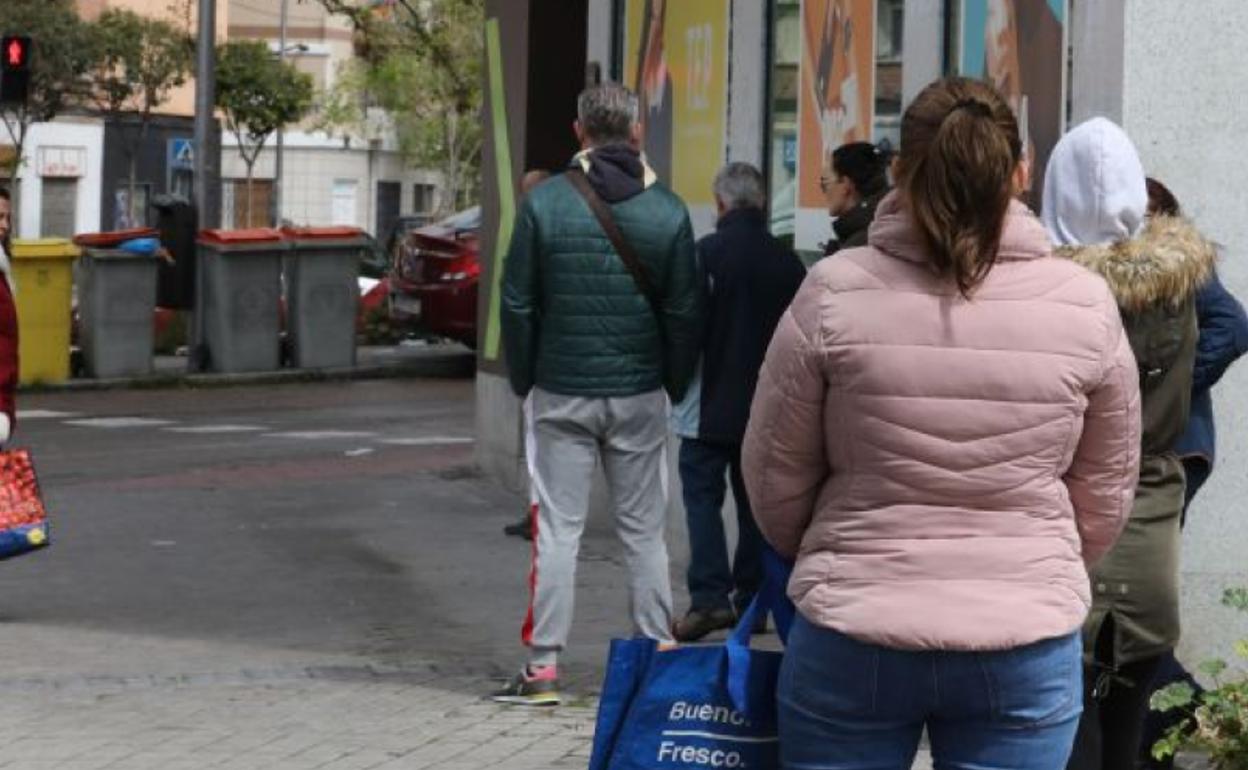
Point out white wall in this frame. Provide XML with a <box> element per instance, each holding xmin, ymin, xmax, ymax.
<box><xmin>219</xmin><ymin>131</ymin><xmax>441</xmax><ymax>231</ymax></box>
<box><xmin>1116</xmin><ymin>0</ymin><xmax>1248</xmax><ymax>667</ymax></box>
<box><xmin>15</xmin><ymin>118</ymin><xmax>105</xmax><ymax>239</ymax></box>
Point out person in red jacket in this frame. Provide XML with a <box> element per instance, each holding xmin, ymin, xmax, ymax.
<box><xmin>0</xmin><ymin>188</ymin><xmax>19</xmax><ymax>443</ymax></box>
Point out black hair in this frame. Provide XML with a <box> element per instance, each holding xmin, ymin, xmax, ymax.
<box><xmin>832</xmin><ymin>141</ymin><xmax>891</xmax><ymax>198</ymax></box>
<box><xmin>1145</xmin><ymin>177</ymin><xmax>1181</xmax><ymax>217</ymax></box>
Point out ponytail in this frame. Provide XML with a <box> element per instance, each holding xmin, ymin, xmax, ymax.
<box><xmin>898</xmin><ymin>78</ymin><xmax>1022</xmax><ymax>297</ymax></box>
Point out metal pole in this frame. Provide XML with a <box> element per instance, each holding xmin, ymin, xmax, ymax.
<box><xmin>274</xmin><ymin>0</ymin><xmax>288</xmax><ymax>227</ymax></box>
<box><xmin>191</xmin><ymin>0</ymin><xmax>218</xmax><ymax>372</ymax></box>
<box><xmin>193</xmin><ymin>0</ymin><xmax>217</xmax><ymax>227</ymax></box>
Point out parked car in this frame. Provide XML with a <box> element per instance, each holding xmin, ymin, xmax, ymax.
<box><xmin>383</xmin><ymin>215</ymin><xmax>433</xmax><ymax>261</ymax></box>
<box><xmin>388</xmin><ymin>206</ymin><xmax>480</xmax><ymax>348</ymax></box>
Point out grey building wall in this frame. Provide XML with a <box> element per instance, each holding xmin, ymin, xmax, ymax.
<box><xmin>1073</xmin><ymin>0</ymin><xmax>1248</xmax><ymax>666</ymax></box>
<box><xmin>1122</xmin><ymin>0</ymin><xmax>1248</xmax><ymax>667</ymax></box>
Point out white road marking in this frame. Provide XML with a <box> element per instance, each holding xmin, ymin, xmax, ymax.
<box><xmin>164</xmin><ymin>425</ymin><xmax>265</xmax><ymax>434</ymax></box>
<box><xmin>263</xmin><ymin>431</ymin><xmax>377</xmax><ymax>440</ymax></box>
<box><xmin>344</xmin><ymin>448</ymin><xmax>375</xmax><ymax>457</ymax></box>
<box><xmin>378</xmin><ymin>437</ymin><xmax>474</xmax><ymax>446</ymax></box>
<box><xmin>16</xmin><ymin>410</ymin><xmax>83</xmax><ymax>420</ymax></box>
<box><xmin>65</xmin><ymin>417</ymin><xmax>177</xmax><ymax>429</ymax></box>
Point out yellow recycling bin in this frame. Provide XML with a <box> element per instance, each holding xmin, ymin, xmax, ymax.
<box><xmin>10</xmin><ymin>239</ymin><xmax>79</xmax><ymax>385</ymax></box>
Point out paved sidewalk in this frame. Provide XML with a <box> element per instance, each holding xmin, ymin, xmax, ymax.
<box><xmin>0</xmin><ymin>664</ymin><xmax>596</xmax><ymax>770</ymax></box>
<box><xmin>20</xmin><ymin>342</ymin><xmax>475</xmax><ymax>394</ymax></box>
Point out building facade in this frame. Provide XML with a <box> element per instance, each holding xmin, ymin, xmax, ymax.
<box><xmin>223</xmin><ymin>0</ymin><xmax>444</xmax><ymax>236</ymax></box>
<box><xmin>478</xmin><ymin>0</ymin><xmax>1248</xmax><ymax>666</ymax></box>
<box><xmin>81</xmin><ymin>0</ymin><xmax>229</xmax><ymax>231</ymax></box>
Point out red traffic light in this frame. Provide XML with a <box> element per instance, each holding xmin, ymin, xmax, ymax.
<box><xmin>2</xmin><ymin>37</ymin><xmax>30</xmax><ymax>71</ymax></box>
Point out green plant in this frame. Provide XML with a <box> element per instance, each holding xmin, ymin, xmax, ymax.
<box><xmin>316</xmin><ymin>0</ymin><xmax>483</xmax><ymax>214</ymax></box>
<box><xmin>1151</xmin><ymin>588</ymin><xmax>1248</xmax><ymax>770</ymax></box>
<box><xmin>215</xmin><ymin>40</ymin><xmax>314</xmax><ymax>227</ymax></box>
<box><xmin>0</xmin><ymin>0</ymin><xmax>96</xmax><ymax>203</ymax></box>
<box><xmin>358</xmin><ymin>304</ymin><xmax>409</xmax><ymax>346</ymax></box>
<box><xmin>85</xmin><ymin>8</ymin><xmax>194</xmax><ymax>225</ymax></box>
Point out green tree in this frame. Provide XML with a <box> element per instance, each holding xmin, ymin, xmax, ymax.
<box><xmin>317</xmin><ymin>0</ymin><xmax>482</xmax><ymax>215</ymax></box>
<box><xmin>0</xmin><ymin>0</ymin><xmax>96</xmax><ymax>215</ymax></box>
<box><xmin>85</xmin><ymin>8</ymin><xmax>194</xmax><ymax>226</ymax></box>
<box><xmin>214</xmin><ymin>40</ymin><xmax>314</xmax><ymax>227</ymax></box>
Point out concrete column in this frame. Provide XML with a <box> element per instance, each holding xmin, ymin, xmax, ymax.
<box><xmin>587</xmin><ymin>0</ymin><xmax>614</xmax><ymax>79</ymax></box>
<box><xmin>1114</xmin><ymin>0</ymin><xmax>1248</xmax><ymax>668</ymax></box>
<box><xmin>1070</xmin><ymin>0</ymin><xmax>1125</xmax><ymax>124</ymax></box>
<box><xmin>727</xmin><ymin>0</ymin><xmax>767</xmax><ymax>167</ymax></box>
<box><xmin>902</xmin><ymin>0</ymin><xmax>945</xmax><ymax>107</ymax></box>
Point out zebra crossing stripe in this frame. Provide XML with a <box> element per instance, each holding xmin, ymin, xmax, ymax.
<box><xmin>16</xmin><ymin>410</ymin><xmax>84</xmax><ymax>420</ymax></box>
<box><xmin>65</xmin><ymin>418</ymin><xmax>177</xmax><ymax>429</ymax></box>
<box><xmin>165</xmin><ymin>425</ymin><xmax>265</xmax><ymax>434</ymax></box>
<box><xmin>379</xmin><ymin>437</ymin><xmax>474</xmax><ymax>446</ymax></box>
<box><xmin>263</xmin><ymin>431</ymin><xmax>377</xmax><ymax>440</ymax></box>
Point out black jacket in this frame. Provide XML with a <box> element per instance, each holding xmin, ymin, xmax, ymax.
<box><xmin>696</xmin><ymin>207</ymin><xmax>806</xmax><ymax>444</ymax></box>
<box><xmin>823</xmin><ymin>190</ymin><xmax>887</xmax><ymax>257</ymax></box>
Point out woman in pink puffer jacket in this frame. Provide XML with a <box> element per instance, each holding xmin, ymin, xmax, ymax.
<box><xmin>742</xmin><ymin>78</ymin><xmax>1142</xmax><ymax>770</ymax></box>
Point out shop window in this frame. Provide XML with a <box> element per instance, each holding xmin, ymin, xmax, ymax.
<box><xmin>874</xmin><ymin>0</ymin><xmax>905</xmax><ymax>147</ymax></box>
<box><xmin>765</xmin><ymin>0</ymin><xmax>801</xmax><ymax>248</ymax></box>
<box><xmin>413</xmin><ymin>183</ymin><xmax>436</xmax><ymax>215</ymax></box>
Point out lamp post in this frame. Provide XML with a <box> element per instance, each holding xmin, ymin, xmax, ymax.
<box><xmin>273</xmin><ymin>0</ymin><xmax>289</xmax><ymax>227</ymax></box>
<box><xmin>193</xmin><ymin>0</ymin><xmax>218</xmax><ymax>229</ymax></box>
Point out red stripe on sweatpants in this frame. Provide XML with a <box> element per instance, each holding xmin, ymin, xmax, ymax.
<box><xmin>520</xmin><ymin>502</ymin><xmax>539</xmax><ymax>646</ymax></box>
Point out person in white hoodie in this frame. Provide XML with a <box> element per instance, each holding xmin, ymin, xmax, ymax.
<box><xmin>0</xmin><ymin>189</ymin><xmax>17</xmax><ymax>444</ymax></box>
<box><xmin>1042</xmin><ymin>119</ymin><xmax>1216</xmax><ymax>770</ymax></box>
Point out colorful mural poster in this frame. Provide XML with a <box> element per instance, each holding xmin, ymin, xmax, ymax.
<box><xmin>961</xmin><ymin>0</ymin><xmax>1067</xmax><ymax>205</ymax></box>
<box><xmin>623</xmin><ymin>0</ymin><xmax>730</xmax><ymax>207</ymax></box>
<box><xmin>795</xmin><ymin>0</ymin><xmax>875</xmax><ymax>250</ymax></box>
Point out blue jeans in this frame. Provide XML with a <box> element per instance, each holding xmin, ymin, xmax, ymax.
<box><xmin>779</xmin><ymin>615</ymin><xmax>1083</xmax><ymax>770</ymax></box>
<box><xmin>678</xmin><ymin>438</ymin><xmax>763</xmax><ymax>613</ymax></box>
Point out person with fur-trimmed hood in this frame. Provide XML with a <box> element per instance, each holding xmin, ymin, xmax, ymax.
<box><xmin>1042</xmin><ymin>118</ymin><xmax>1217</xmax><ymax>770</ymax></box>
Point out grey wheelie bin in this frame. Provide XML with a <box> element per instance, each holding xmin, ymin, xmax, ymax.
<box><xmin>281</xmin><ymin>226</ymin><xmax>366</xmax><ymax>369</ymax></box>
<box><xmin>196</xmin><ymin>229</ymin><xmax>287</xmax><ymax>373</ymax></box>
<box><xmin>78</xmin><ymin>245</ymin><xmax>161</xmax><ymax>378</ymax></box>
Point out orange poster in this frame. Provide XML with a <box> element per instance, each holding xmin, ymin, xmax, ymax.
<box><xmin>797</xmin><ymin>0</ymin><xmax>875</xmax><ymax>213</ymax></box>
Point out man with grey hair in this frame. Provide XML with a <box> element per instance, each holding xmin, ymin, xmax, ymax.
<box><xmin>670</xmin><ymin>162</ymin><xmax>806</xmax><ymax>642</ymax></box>
<box><xmin>496</xmin><ymin>82</ymin><xmax>701</xmax><ymax>705</ymax></box>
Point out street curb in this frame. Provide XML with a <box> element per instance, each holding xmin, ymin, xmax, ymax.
<box><xmin>19</xmin><ymin>352</ymin><xmax>477</xmax><ymax>394</ymax></box>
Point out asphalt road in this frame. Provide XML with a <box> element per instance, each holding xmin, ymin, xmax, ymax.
<box><xmin>3</xmin><ymin>378</ymin><xmax>653</xmax><ymax>694</ymax></box>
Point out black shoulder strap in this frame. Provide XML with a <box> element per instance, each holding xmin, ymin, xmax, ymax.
<box><xmin>566</xmin><ymin>169</ymin><xmax>662</xmax><ymax>318</ymax></box>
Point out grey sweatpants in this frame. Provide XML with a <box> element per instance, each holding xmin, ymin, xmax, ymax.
<box><xmin>523</xmin><ymin>387</ymin><xmax>675</xmax><ymax>666</ymax></box>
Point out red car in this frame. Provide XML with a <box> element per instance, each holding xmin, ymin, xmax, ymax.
<box><xmin>388</xmin><ymin>207</ymin><xmax>481</xmax><ymax>348</ymax></box>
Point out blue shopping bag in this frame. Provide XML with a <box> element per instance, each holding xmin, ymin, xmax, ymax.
<box><xmin>589</xmin><ymin>550</ymin><xmax>794</xmax><ymax>770</ymax></box>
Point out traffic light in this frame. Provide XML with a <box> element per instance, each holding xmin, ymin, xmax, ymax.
<box><xmin>0</xmin><ymin>36</ymin><xmax>32</xmax><ymax>106</ymax></box>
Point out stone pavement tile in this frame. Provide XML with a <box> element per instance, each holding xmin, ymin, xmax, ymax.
<box><xmin>400</xmin><ymin>740</ymin><xmax>480</xmax><ymax>767</ymax></box>
<box><xmin>311</xmin><ymin>748</ymin><xmax>402</xmax><ymax>770</ymax></box>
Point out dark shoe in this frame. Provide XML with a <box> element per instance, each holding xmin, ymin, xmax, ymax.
<box><xmin>503</xmin><ymin>514</ymin><xmax>533</xmax><ymax>541</ymax></box>
<box><xmin>672</xmin><ymin>607</ymin><xmax>736</xmax><ymax>642</ymax></box>
<box><xmin>490</xmin><ymin>667</ymin><xmax>561</xmax><ymax>707</ymax></box>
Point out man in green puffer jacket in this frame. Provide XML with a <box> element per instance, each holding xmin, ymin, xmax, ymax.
<box><xmin>494</xmin><ymin>82</ymin><xmax>701</xmax><ymax>707</ymax></box>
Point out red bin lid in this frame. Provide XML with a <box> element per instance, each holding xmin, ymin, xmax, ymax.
<box><xmin>72</xmin><ymin>228</ymin><xmax>160</xmax><ymax>248</ymax></box>
<box><xmin>198</xmin><ymin>228</ymin><xmax>284</xmax><ymax>244</ymax></box>
<box><xmin>280</xmin><ymin>225</ymin><xmax>364</xmax><ymax>239</ymax></box>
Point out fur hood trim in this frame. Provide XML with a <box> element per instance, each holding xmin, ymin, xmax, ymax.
<box><xmin>1056</xmin><ymin>216</ymin><xmax>1215</xmax><ymax>312</ymax></box>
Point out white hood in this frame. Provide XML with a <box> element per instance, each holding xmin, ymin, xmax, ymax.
<box><xmin>1041</xmin><ymin>117</ymin><xmax>1148</xmax><ymax>248</ymax></box>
